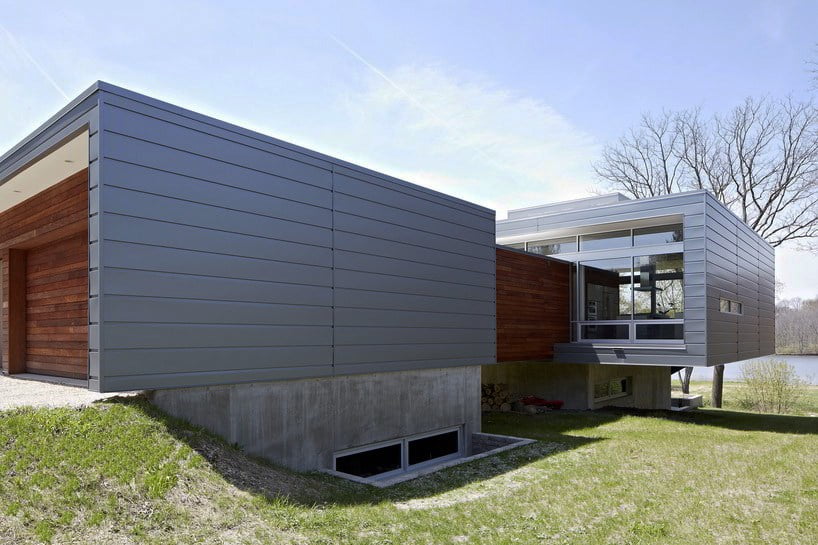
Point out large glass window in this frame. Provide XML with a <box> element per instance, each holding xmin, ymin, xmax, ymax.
<box><xmin>580</xmin><ymin>257</ymin><xmax>633</xmax><ymax>321</ymax></box>
<box><xmin>578</xmin><ymin>253</ymin><xmax>684</xmax><ymax>342</ymax></box>
<box><xmin>633</xmin><ymin>224</ymin><xmax>683</xmax><ymax>246</ymax></box>
<box><xmin>633</xmin><ymin>253</ymin><xmax>684</xmax><ymax>319</ymax></box>
<box><xmin>527</xmin><ymin>236</ymin><xmax>577</xmax><ymax>255</ymax></box>
<box><xmin>503</xmin><ymin>242</ymin><xmax>526</xmax><ymax>250</ymax></box>
<box><xmin>579</xmin><ymin>230</ymin><xmax>631</xmax><ymax>251</ymax></box>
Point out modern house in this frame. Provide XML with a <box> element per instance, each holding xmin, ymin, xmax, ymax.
<box><xmin>489</xmin><ymin>192</ymin><xmax>775</xmax><ymax>409</ymax></box>
<box><xmin>0</xmin><ymin>82</ymin><xmax>774</xmax><ymax>480</ymax></box>
<box><xmin>0</xmin><ymin>82</ymin><xmax>495</xmax><ymax>478</ymax></box>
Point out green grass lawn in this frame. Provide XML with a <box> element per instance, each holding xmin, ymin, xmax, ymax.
<box><xmin>676</xmin><ymin>380</ymin><xmax>818</xmax><ymax>416</ymax></box>
<box><xmin>1</xmin><ymin>397</ymin><xmax>817</xmax><ymax>545</ymax></box>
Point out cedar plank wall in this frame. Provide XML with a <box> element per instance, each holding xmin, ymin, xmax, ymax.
<box><xmin>1</xmin><ymin>169</ymin><xmax>89</xmax><ymax>378</ymax></box>
<box><xmin>496</xmin><ymin>247</ymin><xmax>570</xmax><ymax>362</ymax></box>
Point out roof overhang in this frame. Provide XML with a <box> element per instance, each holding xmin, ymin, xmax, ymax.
<box><xmin>0</xmin><ymin>130</ymin><xmax>89</xmax><ymax>215</ymax></box>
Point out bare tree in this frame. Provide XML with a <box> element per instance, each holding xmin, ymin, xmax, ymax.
<box><xmin>595</xmin><ymin>97</ymin><xmax>818</xmax><ymax>407</ymax></box>
<box><xmin>595</xmin><ymin>97</ymin><xmax>818</xmax><ymax>249</ymax></box>
<box><xmin>776</xmin><ymin>296</ymin><xmax>818</xmax><ymax>354</ymax></box>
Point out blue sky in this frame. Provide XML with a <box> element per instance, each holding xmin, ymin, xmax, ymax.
<box><xmin>1</xmin><ymin>0</ymin><xmax>817</xmax><ymax>297</ymax></box>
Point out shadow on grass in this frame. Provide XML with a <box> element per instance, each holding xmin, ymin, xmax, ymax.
<box><xmin>651</xmin><ymin>407</ymin><xmax>818</xmax><ymax>435</ymax></box>
<box><xmin>508</xmin><ymin>405</ymin><xmax>818</xmax><ymax>436</ymax></box>
<box><xmin>101</xmin><ymin>395</ymin><xmax>602</xmax><ymax>507</ymax></box>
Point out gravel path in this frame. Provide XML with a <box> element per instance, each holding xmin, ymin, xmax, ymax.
<box><xmin>0</xmin><ymin>374</ymin><xmax>136</xmax><ymax>410</ymax></box>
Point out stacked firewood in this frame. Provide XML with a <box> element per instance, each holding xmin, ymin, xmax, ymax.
<box><xmin>481</xmin><ymin>383</ymin><xmax>513</xmax><ymax>412</ymax></box>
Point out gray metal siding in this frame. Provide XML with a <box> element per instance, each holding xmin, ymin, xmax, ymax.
<box><xmin>331</xmin><ymin>167</ymin><xmax>496</xmax><ymax>377</ymax></box>
<box><xmin>704</xmin><ymin>193</ymin><xmax>775</xmax><ymax>365</ymax></box>
<box><xmin>95</xmin><ymin>85</ymin><xmax>495</xmax><ymax>391</ymax></box>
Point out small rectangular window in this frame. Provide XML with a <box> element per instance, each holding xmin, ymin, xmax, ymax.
<box><xmin>407</xmin><ymin>430</ymin><xmax>460</xmax><ymax>466</ymax></box>
<box><xmin>594</xmin><ymin>377</ymin><xmax>631</xmax><ymax>400</ymax></box>
<box><xmin>335</xmin><ymin>443</ymin><xmax>402</xmax><ymax>478</ymax></box>
<box><xmin>527</xmin><ymin>236</ymin><xmax>577</xmax><ymax>255</ymax></box>
<box><xmin>579</xmin><ymin>230</ymin><xmax>632</xmax><ymax>251</ymax></box>
<box><xmin>720</xmin><ymin>298</ymin><xmax>743</xmax><ymax>315</ymax></box>
<box><xmin>581</xmin><ymin>323</ymin><xmax>630</xmax><ymax>340</ymax></box>
<box><xmin>633</xmin><ymin>224</ymin><xmax>684</xmax><ymax>246</ymax></box>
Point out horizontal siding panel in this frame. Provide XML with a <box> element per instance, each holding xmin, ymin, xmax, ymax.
<box><xmin>334</xmin><ymin>357</ymin><xmax>490</xmax><ymax>376</ymax></box>
<box><xmin>334</xmin><ymin>308</ymin><xmax>496</xmax><ymax>329</ymax></box>
<box><xmin>333</xmin><ymin>164</ymin><xmax>494</xmax><ymax>219</ymax></box>
<box><xmin>104</xmin><ymin>269</ymin><xmax>333</xmax><ymax>306</ymax></box>
<box><xmin>105</xmin><ymin>159</ymin><xmax>332</xmax><ymax>220</ymax></box>
<box><xmin>334</xmin><ymin>327</ymin><xmax>493</xmax><ymax>346</ymax></box>
<box><xmin>104</xmin><ymin>186</ymin><xmax>332</xmax><ymax>247</ymax></box>
<box><xmin>334</xmin><ymin>343</ymin><xmax>495</xmax><ymax>365</ymax></box>
<box><xmin>104</xmin><ymin>105</ymin><xmax>333</xmax><ymax>189</ymax></box>
<box><xmin>685</xmin><ymin>261</ymin><xmax>705</xmax><ymax>275</ymax></box>
<box><xmin>334</xmin><ymin>250</ymin><xmax>495</xmax><ymax>288</ymax></box>
<box><xmin>104</xmin><ymin>296</ymin><xmax>332</xmax><ymax>325</ymax></box>
<box><xmin>103</xmin><ymin>323</ymin><xmax>332</xmax><ymax>349</ymax></box>
<box><xmin>333</xmin><ymin>231</ymin><xmax>494</xmax><ymax>274</ymax></box>
<box><xmin>105</xmin><ymin>214</ymin><xmax>332</xmax><ymax>268</ymax></box>
<box><xmin>334</xmin><ymin>269</ymin><xmax>494</xmax><ymax>302</ymax></box>
<box><xmin>334</xmin><ymin>172</ymin><xmax>493</xmax><ymax>233</ymax></box>
<box><xmin>103</xmin><ymin>346</ymin><xmax>332</xmax><ymax>376</ymax></box>
<box><xmin>102</xmin><ymin>241</ymin><xmax>332</xmax><ymax>287</ymax></box>
<box><xmin>334</xmin><ymin>193</ymin><xmax>495</xmax><ymax>246</ymax></box>
<box><xmin>685</xmin><ymin>319</ymin><xmax>706</xmax><ymax>332</ymax></box>
<box><xmin>101</xmin><ymin>364</ymin><xmax>334</xmax><ymax>391</ymax></box>
<box><xmin>335</xmin><ymin>212</ymin><xmax>491</xmax><ymax>260</ymax></box>
<box><xmin>333</xmin><ymin>288</ymin><xmax>494</xmax><ymax>315</ymax></box>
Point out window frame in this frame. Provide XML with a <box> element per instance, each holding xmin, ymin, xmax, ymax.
<box><xmin>719</xmin><ymin>297</ymin><xmax>744</xmax><ymax>315</ymax></box>
<box><xmin>333</xmin><ymin>426</ymin><xmax>463</xmax><ymax>480</ymax></box>
<box><xmin>575</xmin><ymin>250</ymin><xmax>685</xmax><ymax>344</ymax></box>
<box><xmin>593</xmin><ymin>376</ymin><xmax>632</xmax><ymax>402</ymax></box>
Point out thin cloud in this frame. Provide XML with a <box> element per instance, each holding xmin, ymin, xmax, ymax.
<box><xmin>329</xmin><ymin>34</ymin><xmax>499</xmax><ymax>166</ymax></box>
<box><xmin>0</xmin><ymin>23</ymin><xmax>68</xmax><ymax>100</ymax></box>
<box><xmin>337</xmin><ymin>64</ymin><xmax>599</xmax><ymax>215</ymax></box>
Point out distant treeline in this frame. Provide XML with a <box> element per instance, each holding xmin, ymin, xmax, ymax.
<box><xmin>777</xmin><ymin>297</ymin><xmax>818</xmax><ymax>354</ymax></box>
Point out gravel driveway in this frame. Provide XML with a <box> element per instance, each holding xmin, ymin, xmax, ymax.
<box><xmin>0</xmin><ymin>374</ymin><xmax>136</xmax><ymax>410</ymax></box>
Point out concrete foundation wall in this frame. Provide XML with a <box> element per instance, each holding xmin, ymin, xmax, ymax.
<box><xmin>590</xmin><ymin>364</ymin><xmax>671</xmax><ymax>410</ymax></box>
<box><xmin>483</xmin><ymin>362</ymin><xmax>591</xmax><ymax>409</ymax></box>
<box><xmin>149</xmin><ymin>365</ymin><xmax>481</xmax><ymax>471</ymax></box>
<box><xmin>482</xmin><ymin>362</ymin><xmax>671</xmax><ymax>410</ymax></box>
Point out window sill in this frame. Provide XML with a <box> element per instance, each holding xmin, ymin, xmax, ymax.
<box><xmin>571</xmin><ymin>342</ymin><xmax>688</xmax><ymax>351</ymax></box>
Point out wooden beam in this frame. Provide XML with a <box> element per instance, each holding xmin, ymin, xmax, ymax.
<box><xmin>7</xmin><ymin>249</ymin><xmax>26</xmax><ymax>374</ymax></box>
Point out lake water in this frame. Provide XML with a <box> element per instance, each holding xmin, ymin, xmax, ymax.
<box><xmin>690</xmin><ymin>355</ymin><xmax>818</xmax><ymax>384</ymax></box>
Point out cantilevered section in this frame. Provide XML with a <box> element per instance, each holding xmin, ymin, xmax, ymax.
<box><xmin>497</xmin><ymin>191</ymin><xmax>775</xmax><ymax>367</ymax></box>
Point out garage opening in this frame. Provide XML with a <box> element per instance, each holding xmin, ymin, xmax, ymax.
<box><xmin>0</xmin><ymin>132</ymin><xmax>90</xmax><ymax>381</ymax></box>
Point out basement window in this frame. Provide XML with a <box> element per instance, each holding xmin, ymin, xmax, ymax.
<box><xmin>333</xmin><ymin>427</ymin><xmax>462</xmax><ymax>481</ymax></box>
<box><xmin>335</xmin><ymin>442</ymin><xmax>402</xmax><ymax>478</ymax></box>
<box><xmin>594</xmin><ymin>377</ymin><xmax>631</xmax><ymax>402</ymax></box>
<box><xmin>408</xmin><ymin>430</ymin><xmax>460</xmax><ymax>467</ymax></box>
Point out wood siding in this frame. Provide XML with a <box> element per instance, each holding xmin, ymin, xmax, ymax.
<box><xmin>26</xmin><ymin>232</ymin><xmax>88</xmax><ymax>378</ymax></box>
<box><xmin>496</xmin><ymin>248</ymin><xmax>570</xmax><ymax>362</ymax></box>
<box><xmin>1</xmin><ymin>169</ymin><xmax>89</xmax><ymax>378</ymax></box>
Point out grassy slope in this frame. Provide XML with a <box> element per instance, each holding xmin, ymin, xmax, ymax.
<box><xmin>1</xmin><ymin>397</ymin><xmax>816</xmax><ymax>545</ymax></box>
